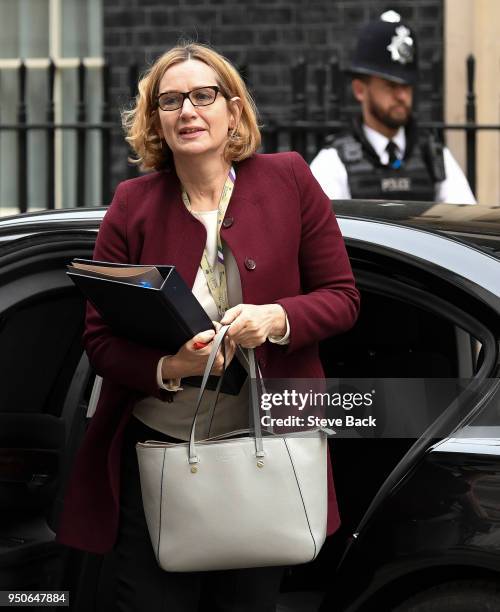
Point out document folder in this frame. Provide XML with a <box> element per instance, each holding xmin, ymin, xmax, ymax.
<box><xmin>67</xmin><ymin>259</ymin><xmax>247</xmax><ymax>395</ymax></box>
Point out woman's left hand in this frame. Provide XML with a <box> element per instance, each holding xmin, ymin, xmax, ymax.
<box><xmin>220</xmin><ymin>304</ymin><xmax>286</xmax><ymax>348</ymax></box>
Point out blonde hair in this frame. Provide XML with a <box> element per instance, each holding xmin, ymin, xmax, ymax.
<box><xmin>122</xmin><ymin>43</ymin><xmax>261</xmax><ymax>171</ymax></box>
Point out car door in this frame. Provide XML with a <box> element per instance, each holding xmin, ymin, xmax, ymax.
<box><xmin>0</xmin><ymin>229</ymin><xmax>95</xmax><ymax>593</ymax></box>
<box><xmin>313</xmin><ymin>219</ymin><xmax>500</xmax><ymax>611</ymax></box>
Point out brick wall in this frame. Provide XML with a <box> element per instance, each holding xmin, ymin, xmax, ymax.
<box><xmin>103</xmin><ymin>0</ymin><xmax>444</xmax><ymax>188</ymax></box>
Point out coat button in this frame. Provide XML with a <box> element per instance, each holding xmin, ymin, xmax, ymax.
<box><xmin>244</xmin><ymin>258</ymin><xmax>256</xmax><ymax>270</ymax></box>
<box><xmin>222</xmin><ymin>216</ymin><xmax>234</xmax><ymax>228</ymax></box>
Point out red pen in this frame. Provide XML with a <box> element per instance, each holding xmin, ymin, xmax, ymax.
<box><xmin>193</xmin><ymin>341</ymin><xmax>208</xmax><ymax>350</ymax></box>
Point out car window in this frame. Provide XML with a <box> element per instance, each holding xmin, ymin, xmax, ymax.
<box><xmin>0</xmin><ymin>292</ymin><xmax>85</xmax><ymax>416</ymax></box>
<box><xmin>319</xmin><ymin>256</ymin><xmax>494</xmax><ymax>533</ymax></box>
<box><xmin>320</xmin><ymin>289</ymin><xmax>464</xmax><ymax>379</ymax></box>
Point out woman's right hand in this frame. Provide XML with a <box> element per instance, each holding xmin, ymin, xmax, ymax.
<box><xmin>161</xmin><ymin>327</ymin><xmax>234</xmax><ymax>379</ymax></box>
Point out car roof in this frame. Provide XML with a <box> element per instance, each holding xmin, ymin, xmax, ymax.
<box><xmin>1</xmin><ymin>200</ymin><xmax>500</xmax><ymax>310</ymax></box>
<box><xmin>1</xmin><ymin>199</ymin><xmax>499</xmax><ymax>257</ymax></box>
<box><xmin>0</xmin><ymin>207</ymin><xmax>105</xmax><ymax>241</ymax></box>
<box><xmin>333</xmin><ymin>200</ymin><xmax>500</xmax><ymax>258</ymax></box>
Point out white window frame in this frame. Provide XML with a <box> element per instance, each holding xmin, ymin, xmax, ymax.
<box><xmin>0</xmin><ymin>0</ymin><xmax>103</xmax><ymax>213</ymax></box>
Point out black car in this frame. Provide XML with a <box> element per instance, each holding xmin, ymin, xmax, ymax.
<box><xmin>0</xmin><ymin>201</ymin><xmax>499</xmax><ymax>611</ymax></box>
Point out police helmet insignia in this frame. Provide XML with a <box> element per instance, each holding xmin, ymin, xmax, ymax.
<box><xmin>387</xmin><ymin>25</ymin><xmax>414</xmax><ymax>65</ymax></box>
<box><xmin>348</xmin><ymin>11</ymin><xmax>419</xmax><ymax>85</ymax></box>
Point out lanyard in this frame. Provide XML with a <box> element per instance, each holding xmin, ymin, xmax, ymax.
<box><xmin>181</xmin><ymin>166</ymin><xmax>235</xmax><ymax>318</ymax></box>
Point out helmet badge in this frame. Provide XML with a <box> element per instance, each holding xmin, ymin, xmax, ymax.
<box><xmin>387</xmin><ymin>25</ymin><xmax>414</xmax><ymax>65</ymax></box>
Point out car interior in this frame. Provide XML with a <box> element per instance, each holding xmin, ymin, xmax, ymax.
<box><xmin>0</xmin><ymin>234</ymin><xmax>495</xmax><ymax>610</ymax></box>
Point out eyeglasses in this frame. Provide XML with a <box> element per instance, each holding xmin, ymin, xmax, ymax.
<box><xmin>156</xmin><ymin>86</ymin><xmax>222</xmax><ymax>111</ymax></box>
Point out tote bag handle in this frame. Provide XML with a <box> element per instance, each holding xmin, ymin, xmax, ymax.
<box><xmin>187</xmin><ymin>326</ymin><xmax>264</xmax><ymax>464</ymax></box>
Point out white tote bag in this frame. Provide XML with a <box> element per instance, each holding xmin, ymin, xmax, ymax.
<box><xmin>136</xmin><ymin>326</ymin><xmax>328</xmax><ymax>572</ymax></box>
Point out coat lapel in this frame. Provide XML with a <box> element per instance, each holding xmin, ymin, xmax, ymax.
<box><xmin>148</xmin><ymin>159</ymin><xmax>263</xmax><ymax>294</ymax></box>
<box><xmin>147</xmin><ymin>171</ymin><xmax>206</xmax><ymax>289</ymax></box>
<box><xmin>221</xmin><ymin>159</ymin><xmax>270</xmax><ymax>304</ymax></box>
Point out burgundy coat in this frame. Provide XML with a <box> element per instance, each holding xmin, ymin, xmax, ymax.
<box><xmin>56</xmin><ymin>152</ymin><xmax>360</xmax><ymax>554</ymax></box>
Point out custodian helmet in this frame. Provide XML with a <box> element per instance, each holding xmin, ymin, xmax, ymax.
<box><xmin>349</xmin><ymin>14</ymin><xmax>419</xmax><ymax>85</ymax></box>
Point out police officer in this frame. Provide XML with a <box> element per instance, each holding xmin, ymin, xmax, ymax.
<box><xmin>310</xmin><ymin>13</ymin><xmax>476</xmax><ymax>204</ymax></box>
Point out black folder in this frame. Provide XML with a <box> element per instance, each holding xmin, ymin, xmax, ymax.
<box><xmin>67</xmin><ymin>259</ymin><xmax>247</xmax><ymax>395</ymax></box>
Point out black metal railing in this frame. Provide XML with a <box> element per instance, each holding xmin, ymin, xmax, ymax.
<box><xmin>0</xmin><ymin>54</ymin><xmax>498</xmax><ymax>214</ymax></box>
<box><xmin>0</xmin><ymin>59</ymin><xmax>114</xmax><ymax>213</ymax></box>
<box><xmin>261</xmin><ymin>54</ymin><xmax>500</xmax><ymax>196</ymax></box>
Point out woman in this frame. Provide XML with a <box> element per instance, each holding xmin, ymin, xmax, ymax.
<box><xmin>56</xmin><ymin>43</ymin><xmax>360</xmax><ymax>611</ymax></box>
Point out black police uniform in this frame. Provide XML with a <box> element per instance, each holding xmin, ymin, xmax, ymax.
<box><xmin>328</xmin><ymin>116</ymin><xmax>445</xmax><ymax>201</ymax></box>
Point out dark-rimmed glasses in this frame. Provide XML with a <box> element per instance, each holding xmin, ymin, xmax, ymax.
<box><xmin>156</xmin><ymin>86</ymin><xmax>222</xmax><ymax>111</ymax></box>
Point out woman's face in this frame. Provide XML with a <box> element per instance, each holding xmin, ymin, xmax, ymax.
<box><xmin>156</xmin><ymin>59</ymin><xmax>241</xmax><ymax>163</ymax></box>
